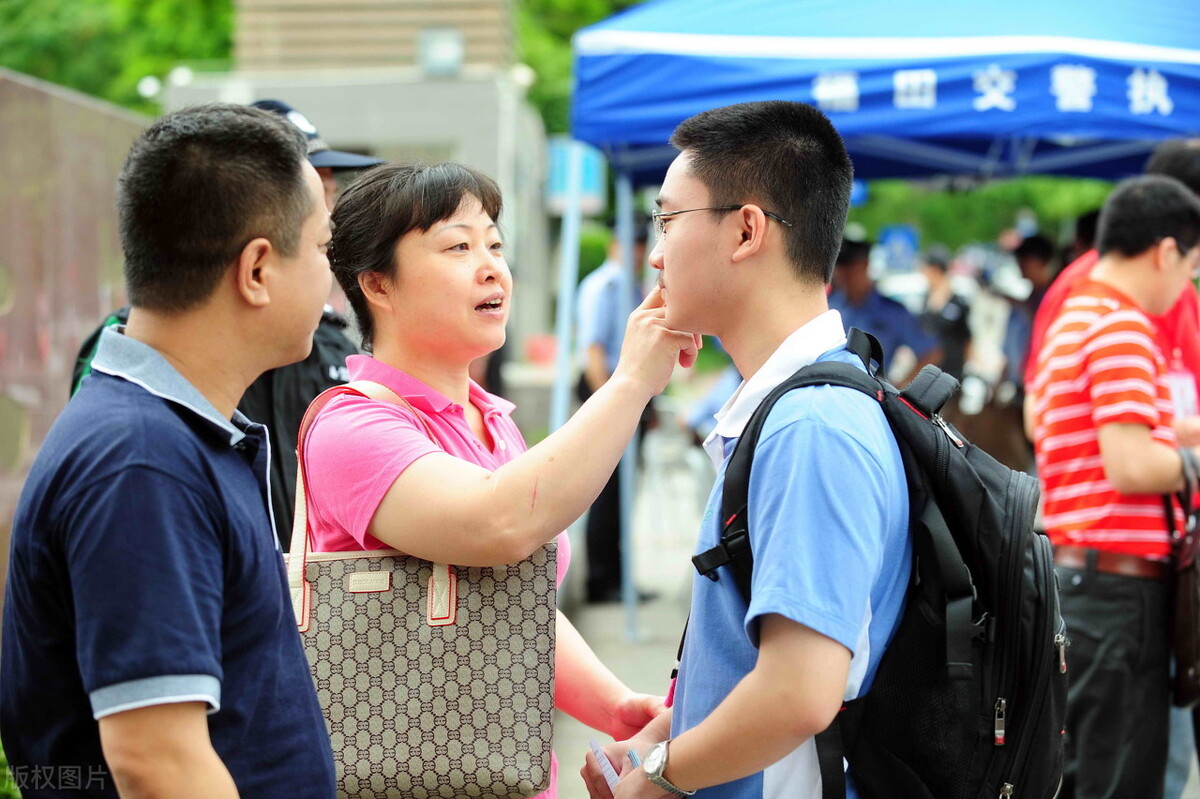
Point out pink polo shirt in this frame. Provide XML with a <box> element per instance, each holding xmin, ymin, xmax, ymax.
<box><xmin>302</xmin><ymin>354</ymin><xmax>570</xmax><ymax>797</ymax></box>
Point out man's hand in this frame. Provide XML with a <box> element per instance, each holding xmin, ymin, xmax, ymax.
<box><xmin>581</xmin><ymin>718</ymin><xmax>670</xmax><ymax>799</ymax></box>
<box><xmin>614</xmin><ymin>767</ymin><xmax>670</xmax><ymax>799</ymax></box>
<box><xmin>1175</xmin><ymin>415</ymin><xmax>1200</xmax><ymax>448</ymax></box>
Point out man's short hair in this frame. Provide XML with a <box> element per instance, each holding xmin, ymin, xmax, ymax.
<box><xmin>1014</xmin><ymin>234</ymin><xmax>1055</xmax><ymax>263</ymax></box>
<box><xmin>922</xmin><ymin>244</ymin><xmax>952</xmax><ymax>272</ymax></box>
<box><xmin>118</xmin><ymin>104</ymin><xmax>311</xmax><ymax>312</ymax></box>
<box><xmin>1074</xmin><ymin>209</ymin><xmax>1101</xmax><ymax>251</ymax></box>
<box><xmin>835</xmin><ymin>238</ymin><xmax>871</xmax><ymax>268</ymax></box>
<box><xmin>1145</xmin><ymin>139</ymin><xmax>1200</xmax><ymax>196</ymax></box>
<box><xmin>1097</xmin><ymin>175</ymin><xmax>1200</xmax><ymax>259</ymax></box>
<box><xmin>670</xmin><ymin>101</ymin><xmax>853</xmax><ymax>285</ymax></box>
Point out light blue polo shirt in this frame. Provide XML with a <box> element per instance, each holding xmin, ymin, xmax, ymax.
<box><xmin>672</xmin><ymin>310</ymin><xmax>912</xmax><ymax>799</ymax></box>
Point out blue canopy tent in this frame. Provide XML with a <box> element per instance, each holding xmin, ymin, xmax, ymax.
<box><xmin>553</xmin><ymin>0</ymin><xmax>1200</xmax><ymax>633</ymax></box>
<box><xmin>572</xmin><ymin>0</ymin><xmax>1200</xmax><ymax>182</ymax></box>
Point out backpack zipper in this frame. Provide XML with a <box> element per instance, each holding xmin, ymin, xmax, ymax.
<box><xmin>934</xmin><ymin>413</ymin><xmax>964</xmax><ymax>448</ymax></box>
<box><xmin>1002</xmin><ymin>473</ymin><xmax>1039</xmax><ymax>691</ymax></box>
<box><xmin>1053</xmin><ymin>570</ymin><xmax>1067</xmax><ymax>674</ymax></box>
<box><xmin>995</xmin><ymin>471</ymin><xmax>1028</xmax><ymax>733</ymax></box>
<box><xmin>982</xmin><ymin>471</ymin><xmax>1039</xmax><ymax>794</ymax></box>
<box><xmin>1003</xmin><ymin>532</ymin><xmax>1059</xmax><ymax>794</ymax></box>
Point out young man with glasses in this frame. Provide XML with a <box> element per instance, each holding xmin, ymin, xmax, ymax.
<box><xmin>582</xmin><ymin>101</ymin><xmax>911</xmax><ymax>799</ymax></box>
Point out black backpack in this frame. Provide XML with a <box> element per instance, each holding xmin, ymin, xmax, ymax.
<box><xmin>690</xmin><ymin>329</ymin><xmax>1066</xmax><ymax>799</ymax></box>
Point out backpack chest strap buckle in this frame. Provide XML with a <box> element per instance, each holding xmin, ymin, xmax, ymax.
<box><xmin>692</xmin><ymin>523</ymin><xmax>750</xmax><ymax>582</ymax></box>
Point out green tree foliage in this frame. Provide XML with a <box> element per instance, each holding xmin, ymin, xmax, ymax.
<box><xmin>849</xmin><ymin>176</ymin><xmax>1113</xmax><ymax>250</ymax></box>
<box><xmin>0</xmin><ymin>0</ymin><xmax>232</xmax><ymax>114</ymax></box>
<box><xmin>0</xmin><ymin>0</ymin><xmax>1113</xmax><ymax>254</ymax></box>
<box><xmin>0</xmin><ymin>746</ymin><xmax>16</xmax><ymax>799</ymax></box>
<box><xmin>516</xmin><ymin>0</ymin><xmax>642</xmax><ymax>133</ymax></box>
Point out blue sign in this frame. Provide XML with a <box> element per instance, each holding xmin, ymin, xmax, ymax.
<box><xmin>878</xmin><ymin>225</ymin><xmax>920</xmax><ymax>272</ymax></box>
<box><xmin>546</xmin><ymin>136</ymin><xmax>607</xmax><ymax>216</ymax></box>
<box><xmin>850</xmin><ymin>180</ymin><xmax>869</xmax><ymax>207</ymax></box>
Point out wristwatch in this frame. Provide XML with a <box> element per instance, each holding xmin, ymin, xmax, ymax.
<box><xmin>643</xmin><ymin>740</ymin><xmax>696</xmax><ymax>797</ymax></box>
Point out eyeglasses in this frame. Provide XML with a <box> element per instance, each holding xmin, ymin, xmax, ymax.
<box><xmin>651</xmin><ymin>205</ymin><xmax>793</xmax><ymax>240</ymax></box>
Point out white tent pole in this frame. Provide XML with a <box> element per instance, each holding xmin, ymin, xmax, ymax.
<box><xmin>615</xmin><ymin>166</ymin><xmax>641</xmax><ymax>641</ymax></box>
<box><xmin>550</xmin><ymin>141</ymin><xmax>587</xmax><ymax>611</ymax></box>
<box><xmin>549</xmin><ymin>140</ymin><xmax>585</xmax><ymax>434</ymax></box>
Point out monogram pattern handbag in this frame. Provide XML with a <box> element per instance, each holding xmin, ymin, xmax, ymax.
<box><xmin>287</xmin><ymin>381</ymin><xmax>556</xmax><ymax>798</ymax></box>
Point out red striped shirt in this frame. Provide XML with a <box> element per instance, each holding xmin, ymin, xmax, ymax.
<box><xmin>1031</xmin><ymin>280</ymin><xmax>1181</xmax><ymax>559</ymax></box>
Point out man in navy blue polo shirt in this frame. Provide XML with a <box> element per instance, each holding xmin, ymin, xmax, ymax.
<box><xmin>1</xmin><ymin>104</ymin><xmax>337</xmax><ymax>797</ymax></box>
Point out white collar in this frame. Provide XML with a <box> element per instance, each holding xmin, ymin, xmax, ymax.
<box><xmin>702</xmin><ymin>310</ymin><xmax>847</xmax><ymax>467</ymax></box>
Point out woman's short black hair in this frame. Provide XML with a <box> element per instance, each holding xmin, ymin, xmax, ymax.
<box><xmin>329</xmin><ymin>163</ymin><xmax>502</xmax><ymax>351</ymax></box>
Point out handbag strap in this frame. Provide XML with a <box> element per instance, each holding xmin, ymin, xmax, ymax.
<box><xmin>287</xmin><ymin>380</ymin><xmax>444</xmax><ymax>630</ymax></box>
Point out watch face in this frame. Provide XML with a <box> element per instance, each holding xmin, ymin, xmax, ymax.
<box><xmin>645</xmin><ymin>744</ymin><xmax>666</xmax><ymax>774</ymax></box>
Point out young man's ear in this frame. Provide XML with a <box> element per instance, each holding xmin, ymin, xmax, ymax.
<box><xmin>233</xmin><ymin>238</ymin><xmax>275</xmax><ymax>307</ymax></box>
<box><xmin>730</xmin><ymin>205</ymin><xmax>770</xmax><ymax>264</ymax></box>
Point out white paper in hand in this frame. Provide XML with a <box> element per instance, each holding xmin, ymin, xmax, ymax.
<box><xmin>589</xmin><ymin>738</ymin><xmax>621</xmax><ymax>792</ymax></box>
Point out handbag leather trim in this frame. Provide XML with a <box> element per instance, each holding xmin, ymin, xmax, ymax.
<box><xmin>427</xmin><ymin>563</ymin><xmax>458</xmax><ymax>626</ymax></box>
<box><xmin>301</xmin><ymin>548</ymin><xmax>405</xmax><ymax>562</ymax></box>
<box><xmin>347</xmin><ymin>571</ymin><xmax>392</xmax><ymax>593</ymax></box>
<box><xmin>296</xmin><ymin>576</ymin><xmax>312</xmax><ymax>633</ymax></box>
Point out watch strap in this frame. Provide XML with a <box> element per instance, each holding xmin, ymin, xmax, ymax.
<box><xmin>645</xmin><ymin>741</ymin><xmax>696</xmax><ymax>797</ymax></box>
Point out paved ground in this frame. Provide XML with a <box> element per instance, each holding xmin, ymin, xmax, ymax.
<box><xmin>551</xmin><ymin>418</ymin><xmax>1200</xmax><ymax>799</ymax></box>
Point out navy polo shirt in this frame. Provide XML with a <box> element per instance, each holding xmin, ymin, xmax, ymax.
<box><xmin>1</xmin><ymin>329</ymin><xmax>335</xmax><ymax>798</ymax></box>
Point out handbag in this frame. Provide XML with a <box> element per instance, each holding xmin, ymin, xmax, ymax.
<box><xmin>286</xmin><ymin>380</ymin><xmax>557</xmax><ymax>798</ymax></box>
<box><xmin>1167</xmin><ymin>447</ymin><xmax>1200</xmax><ymax>707</ymax></box>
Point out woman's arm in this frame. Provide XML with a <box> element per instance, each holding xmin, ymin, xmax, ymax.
<box><xmin>366</xmin><ymin>287</ymin><xmax>698</xmax><ymax>566</ymax></box>
<box><xmin>554</xmin><ymin>610</ymin><xmax>665</xmax><ymax>739</ymax></box>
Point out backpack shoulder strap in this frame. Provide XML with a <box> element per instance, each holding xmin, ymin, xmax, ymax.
<box><xmin>692</xmin><ymin>356</ymin><xmax>885</xmax><ymax>604</ymax></box>
<box><xmin>846</xmin><ymin>326</ymin><xmax>883</xmax><ymax>372</ymax></box>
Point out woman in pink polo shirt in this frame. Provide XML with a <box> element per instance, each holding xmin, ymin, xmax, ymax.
<box><xmin>302</xmin><ymin>162</ymin><xmax>696</xmax><ymax>797</ymax></box>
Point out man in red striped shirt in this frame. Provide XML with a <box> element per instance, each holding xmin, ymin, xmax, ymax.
<box><xmin>1024</xmin><ymin>139</ymin><xmax>1200</xmax><ymax>445</ymax></box>
<box><xmin>1031</xmin><ymin>176</ymin><xmax>1200</xmax><ymax>799</ymax></box>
